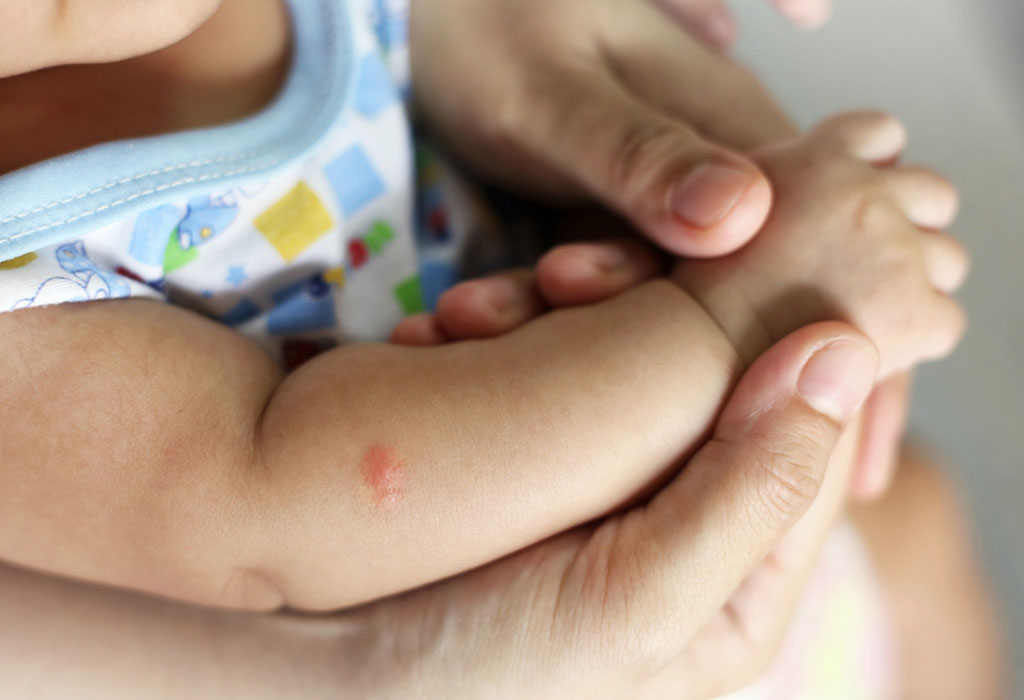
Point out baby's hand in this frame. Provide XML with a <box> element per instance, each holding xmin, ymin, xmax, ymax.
<box><xmin>391</xmin><ymin>239</ymin><xmax>664</xmax><ymax>345</ymax></box>
<box><xmin>674</xmin><ymin>112</ymin><xmax>967</xmax><ymax>377</ymax></box>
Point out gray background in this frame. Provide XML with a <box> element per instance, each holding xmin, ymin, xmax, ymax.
<box><xmin>732</xmin><ymin>0</ymin><xmax>1023</xmax><ymax>695</ymax></box>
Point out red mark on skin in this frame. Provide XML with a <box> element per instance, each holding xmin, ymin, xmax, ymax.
<box><xmin>360</xmin><ymin>444</ymin><xmax>405</xmax><ymax>507</ymax></box>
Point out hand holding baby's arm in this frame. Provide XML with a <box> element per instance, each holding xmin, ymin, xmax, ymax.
<box><xmin>407</xmin><ymin>111</ymin><xmax>965</xmax><ymax>510</ymax></box>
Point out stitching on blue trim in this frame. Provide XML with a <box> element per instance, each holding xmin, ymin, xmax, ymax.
<box><xmin>0</xmin><ymin>154</ymin><xmax>268</xmax><ymax>224</ymax></box>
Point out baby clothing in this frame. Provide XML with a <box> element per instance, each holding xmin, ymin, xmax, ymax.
<box><xmin>723</xmin><ymin>521</ymin><xmax>900</xmax><ymax>700</ymax></box>
<box><xmin>0</xmin><ymin>0</ymin><xmax>507</xmax><ymax>368</ymax></box>
<box><xmin>0</xmin><ymin>0</ymin><xmax>899</xmax><ymax>695</ymax></box>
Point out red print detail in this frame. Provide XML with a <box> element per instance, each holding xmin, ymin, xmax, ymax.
<box><xmin>115</xmin><ymin>266</ymin><xmax>146</xmax><ymax>284</ymax></box>
<box><xmin>348</xmin><ymin>240</ymin><xmax>369</xmax><ymax>268</ymax></box>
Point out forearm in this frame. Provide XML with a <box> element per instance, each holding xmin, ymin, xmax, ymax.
<box><xmin>253</xmin><ymin>280</ymin><xmax>742</xmax><ymax>609</ymax></box>
<box><xmin>0</xmin><ymin>282</ymin><xmax>740</xmax><ymax>611</ymax></box>
<box><xmin>0</xmin><ymin>562</ymin><xmax>366</xmax><ymax>700</ymax></box>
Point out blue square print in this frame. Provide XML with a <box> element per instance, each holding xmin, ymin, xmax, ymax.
<box><xmin>353</xmin><ymin>53</ymin><xmax>398</xmax><ymax>118</ymax></box>
<box><xmin>324</xmin><ymin>146</ymin><xmax>387</xmax><ymax>218</ymax></box>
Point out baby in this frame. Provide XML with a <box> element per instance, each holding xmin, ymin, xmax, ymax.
<box><xmin>0</xmin><ymin>0</ymin><xmax>964</xmax><ymax>633</ymax></box>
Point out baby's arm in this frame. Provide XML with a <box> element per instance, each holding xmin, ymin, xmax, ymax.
<box><xmin>0</xmin><ymin>279</ymin><xmax>739</xmax><ymax>611</ymax></box>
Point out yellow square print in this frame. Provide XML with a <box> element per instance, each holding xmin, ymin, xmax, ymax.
<box><xmin>255</xmin><ymin>181</ymin><xmax>334</xmax><ymax>262</ymax></box>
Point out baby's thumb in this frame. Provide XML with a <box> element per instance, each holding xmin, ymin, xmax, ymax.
<box><xmin>620</xmin><ymin>323</ymin><xmax>878</xmax><ymax>648</ymax></box>
<box><xmin>542</xmin><ymin>76</ymin><xmax>772</xmax><ymax>257</ymax></box>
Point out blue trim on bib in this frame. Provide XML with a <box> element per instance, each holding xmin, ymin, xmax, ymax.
<box><xmin>0</xmin><ymin>0</ymin><xmax>356</xmax><ymax>262</ymax></box>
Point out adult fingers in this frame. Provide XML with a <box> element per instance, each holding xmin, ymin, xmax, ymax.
<box><xmin>645</xmin><ymin>0</ymin><xmax>832</xmax><ymax>51</ymax></box>
<box><xmin>646</xmin><ymin>0</ymin><xmax>738</xmax><ymax>48</ymax></box>
<box><xmin>850</xmin><ymin>372</ymin><xmax>912</xmax><ymax>501</ymax></box>
<box><xmin>528</xmin><ymin>61</ymin><xmax>772</xmax><ymax>257</ymax></box>
<box><xmin>600</xmin><ymin>4</ymin><xmax>797</xmax><ymax>149</ymax></box>
<box><xmin>668</xmin><ymin>419</ymin><xmax>865</xmax><ymax>697</ymax></box>
<box><xmin>612</xmin><ymin>322</ymin><xmax>878</xmax><ymax>648</ymax></box>
<box><xmin>535</xmin><ymin>238</ymin><xmax>664</xmax><ymax>307</ymax></box>
<box><xmin>767</xmin><ymin>0</ymin><xmax>833</xmax><ymax>28</ymax></box>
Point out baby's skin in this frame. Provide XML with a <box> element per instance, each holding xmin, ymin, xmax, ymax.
<box><xmin>0</xmin><ymin>0</ymin><xmax>964</xmax><ymax>613</ymax></box>
<box><xmin>0</xmin><ymin>118</ymin><xmax>965</xmax><ymax>612</ymax></box>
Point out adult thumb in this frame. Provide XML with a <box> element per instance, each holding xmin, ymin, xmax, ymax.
<box><xmin>536</xmin><ymin>71</ymin><xmax>772</xmax><ymax>257</ymax></box>
<box><xmin>622</xmin><ymin>322</ymin><xmax>878</xmax><ymax>646</ymax></box>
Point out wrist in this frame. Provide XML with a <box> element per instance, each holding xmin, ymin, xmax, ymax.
<box><xmin>626</xmin><ymin>278</ymin><xmax>746</xmax><ymax>371</ymax></box>
<box><xmin>670</xmin><ymin>266</ymin><xmax>774</xmax><ymax>369</ymax></box>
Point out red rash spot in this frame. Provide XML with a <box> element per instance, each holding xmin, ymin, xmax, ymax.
<box><xmin>360</xmin><ymin>444</ymin><xmax>405</xmax><ymax>507</ymax></box>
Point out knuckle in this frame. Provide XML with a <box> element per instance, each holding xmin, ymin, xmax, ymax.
<box><xmin>607</xmin><ymin>119</ymin><xmax>691</xmax><ymax>201</ymax></box>
<box><xmin>487</xmin><ymin>89</ymin><xmax>532</xmax><ymax>150</ymax></box>
<box><xmin>750</xmin><ymin>437</ymin><xmax>826</xmax><ymax>527</ymax></box>
<box><xmin>843</xmin><ymin>187</ymin><xmax>890</xmax><ymax>236</ymax></box>
<box><xmin>479</xmin><ymin>63</ymin><xmax>557</xmax><ymax>152</ymax></box>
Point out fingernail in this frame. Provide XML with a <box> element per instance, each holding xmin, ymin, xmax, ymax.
<box><xmin>797</xmin><ymin>340</ymin><xmax>877</xmax><ymax>421</ymax></box>
<box><xmin>483</xmin><ymin>277</ymin><xmax>524</xmax><ymax>314</ymax></box>
<box><xmin>781</xmin><ymin>0</ymin><xmax>830</xmax><ymax>28</ymax></box>
<box><xmin>670</xmin><ymin>163</ymin><xmax>754</xmax><ymax>230</ymax></box>
<box><xmin>577</xmin><ymin>245</ymin><xmax>628</xmax><ymax>273</ymax></box>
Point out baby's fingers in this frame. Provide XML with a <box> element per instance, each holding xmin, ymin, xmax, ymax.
<box><xmin>435</xmin><ymin>269</ymin><xmax>545</xmax><ymax>340</ymax></box>
<box><xmin>921</xmin><ymin>294</ymin><xmax>968</xmax><ymax>362</ymax></box>
<box><xmin>885</xmin><ymin>165</ymin><xmax>960</xmax><ymax>229</ymax></box>
<box><xmin>921</xmin><ymin>232</ymin><xmax>970</xmax><ymax>293</ymax></box>
<box><xmin>389</xmin><ymin>271</ymin><xmax>545</xmax><ymax>345</ymax></box>
<box><xmin>420</xmin><ymin>240</ymin><xmax>662</xmax><ymax>342</ymax></box>
<box><xmin>810</xmin><ymin>111</ymin><xmax>907</xmax><ymax>162</ymax></box>
<box><xmin>390</xmin><ymin>314</ymin><xmax>451</xmax><ymax>346</ymax></box>
<box><xmin>536</xmin><ymin>238</ymin><xmax>664</xmax><ymax>307</ymax></box>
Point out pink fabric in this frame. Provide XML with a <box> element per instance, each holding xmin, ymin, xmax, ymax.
<box><xmin>720</xmin><ymin>521</ymin><xmax>900</xmax><ymax>700</ymax></box>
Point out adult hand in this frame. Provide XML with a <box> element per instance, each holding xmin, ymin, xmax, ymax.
<box><xmin>849</xmin><ymin>371</ymin><xmax>913</xmax><ymax>500</ymax></box>
<box><xmin>411</xmin><ymin>0</ymin><xmax>803</xmax><ymax>258</ymax></box>
<box><xmin>0</xmin><ymin>320</ymin><xmax>876</xmax><ymax>700</ymax></box>
<box><xmin>411</xmin><ymin>0</ymin><xmax>910</xmax><ymax>495</ymax></box>
<box><xmin>355</xmin><ymin>320</ymin><xmax>879</xmax><ymax>698</ymax></box>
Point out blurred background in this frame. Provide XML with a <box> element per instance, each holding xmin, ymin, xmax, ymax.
<box><xmin>733</xmin><ymin>0</ymin><xmax>1023</xmax><ymax>695</ymax></box>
